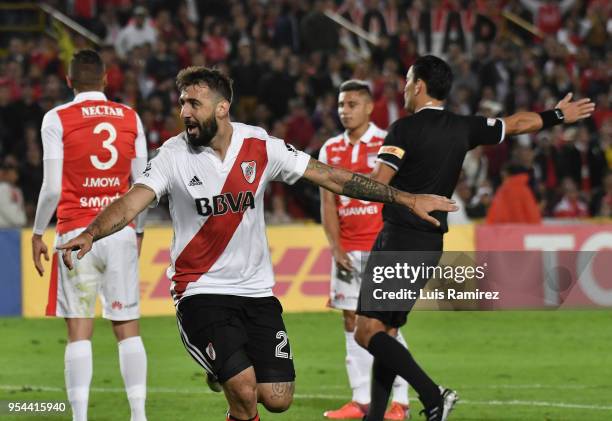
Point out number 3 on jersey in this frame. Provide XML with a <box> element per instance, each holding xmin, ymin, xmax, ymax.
<box><xmin>90</xmin><ymin>122</ymin><xmax>118</xmax><ymax>170</ymax></box>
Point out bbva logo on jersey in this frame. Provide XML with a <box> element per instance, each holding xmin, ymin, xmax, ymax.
<box><xmin>241</xmin><ymin>161</ymin><xmax>256</xmax><ymax>183</ymax></box>
<box><xmin>195</xmin><ymin>191</ymin><xmax>255</xmax><ymax>217</ymax></box>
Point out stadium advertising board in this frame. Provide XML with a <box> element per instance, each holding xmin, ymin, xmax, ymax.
<box><xmin>20</xmin><ymin>224</ymin><xmax>474</xmax><ymax>317</ymax></box>
<box><xmin>0</xmin><ymin>229</ymin><xmax>21</xmax><ymax>316</ymax></box>
<box><xmin>476</xmin><ymin>225</ymin><xmax>612</xmax><ymax>309</ymax></box>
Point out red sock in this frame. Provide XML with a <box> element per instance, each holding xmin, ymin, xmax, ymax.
<box><xmin>226</xmin><ymin>411</ymin><xmax>260</xmax><ymax>421</ymax></box>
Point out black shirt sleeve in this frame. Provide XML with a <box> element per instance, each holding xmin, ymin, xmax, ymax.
<box><xmin>467</xmin><ymin>116</ymin><xmax>505</xmax><ymax>149</ymax></box>
<box><xmin>377</xmin><ymin>121</ymin><xmax>408</xmax><ymax>171</ymax></box>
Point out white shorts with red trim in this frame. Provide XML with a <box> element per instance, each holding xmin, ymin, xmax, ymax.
<box><xmin>46</xmin><ymin>226</ymin><xmax>140</xmax><ymax>320</ymax></box>
<box><xmin>329</xmin><ymin>250</ymin><xmax>369</xmax><ymax>311</ymax></box>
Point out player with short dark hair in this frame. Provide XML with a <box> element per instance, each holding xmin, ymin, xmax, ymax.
<box><xmin>32</xmin><ymin>49</ymin><xmax>149</xmax><ymax>421</ymax></box>
<box><xmin>354</xmin><ymin>54</ymin><xmax>595</xmax><ymax>421</ymax></box>
<box><xmin>320</xmin><ymin>80</ymin><xmax>410</xmax><ymax>420</ymax></box>
<box><xmin>56</xmin><ymin>65</ymin><xmax>457</xmax><ymax>421</ymax></box>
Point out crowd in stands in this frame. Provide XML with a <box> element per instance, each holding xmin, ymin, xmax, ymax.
<box><xmin>0</xmin><ymin>0</ymin><xmax>610</xmax><ymax>228</ymax></box>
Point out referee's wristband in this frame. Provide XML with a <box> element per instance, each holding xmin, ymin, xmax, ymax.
<box><xmin>539</xmin><ymin>109</ymin><xmax>564</xmax><ymax>129</ymax></box>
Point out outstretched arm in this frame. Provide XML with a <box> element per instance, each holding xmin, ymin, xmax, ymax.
<box><xmin>57</xmin><ymin>185</ymin><xmax>156</xmax><ymax>269</ymax></box>
<box><xmin>303</xmin><ymin>158</ymin><xmax>457</xmax><ymax>226</ymax></box>
<box><xmin>503</xmin><ymin>93</ymin><xmax>595</xmax><ymax>136</ymax></box>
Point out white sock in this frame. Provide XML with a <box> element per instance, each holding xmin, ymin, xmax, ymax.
<box><xmin>65</xmin><ymin>340</ymin><xmax>92</xmax><ymax>421</ymax></box>
<box><xmin>118</xmin><ymin>336</ymin><xmax>148</xmax><ymax>421</ymax></box>
<box><xmin>345</xmin><ymin>330</ymin><xmax>373</xmax><ymax>404</ymax></box>
<box><xmin>391</xmin><ymin>331</ymin><xmax>410</xmax><ymax>405</ymax></box>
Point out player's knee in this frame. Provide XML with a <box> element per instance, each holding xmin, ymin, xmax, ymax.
<box><xmin>353</xmin><ymin>325</ymin><xmax>370</xmax><ymax>348</ymax></box>
<box><xmin>260</xmin><ymin>393</ymin><xmax>293</xmax><ymax>413</ymax></box>
<box><xmin>259</xmin><ymin>382</ymin><xmax>294</xmax><ymax>413</ymax></box>
<box><xmin>343</xmin><ymin>310</ymin><xmax>356</xmax><ymax>332</ymax></box>
<box><xmin>354</xmin><ymin>317</ymin><xmax>384</xmax><ymax>348</ymax></box>
<box><xmin>227</xmin><ymin>382</ymin><xmax>258</xmax><ymax>410</ymax></box>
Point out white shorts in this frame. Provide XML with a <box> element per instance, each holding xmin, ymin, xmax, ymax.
<box><xmin>46</xmin><ymin>226</ymin><xmax>140</xmax><ymax>320</ymax></box>
<box><xmin>329</xmin><ymin>250</ymin><xmax>369</xmax><ymax>311</ymax></box>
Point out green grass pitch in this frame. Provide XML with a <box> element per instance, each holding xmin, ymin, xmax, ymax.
<box><xmin>1</xmin><ymin>310</ymin><xmax>611</xmax><ymax>420</ymax></box>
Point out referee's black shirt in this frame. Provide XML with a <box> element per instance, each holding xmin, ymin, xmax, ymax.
<box><xmin>377</xmin><ymin>107</ymin><xmax>505</xmax><ymax>233</ymax></box>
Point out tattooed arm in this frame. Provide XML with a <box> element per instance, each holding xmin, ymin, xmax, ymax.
<box><xmin>57</xmin><ymin>185</ymin><xmax>156</xmax><ymax>269</ymax></box>
<box><xmin>302</xmin><ymin>158</ymin><xmax>457</xmax><ymax>226</ymax></box>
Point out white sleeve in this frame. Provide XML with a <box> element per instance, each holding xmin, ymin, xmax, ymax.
<box><xmin>33</xmin><ymin>159</ymin><xmax>63</xmax><ymax>234</ymax></box>
<box><xmin>131</xmin><ymin>156</ymin><xmax>149</xmax><ymax>233</ymax></box>
<box><xmin>135</xmin><ymin>115</ymin><xmax>148</xmax><ymax>158</ymax></box>
<box><xmin>134</xmin><ymin>147</ymin><xmax>173</xmax><ymax>206</ymax></box>
<box><xmin>0</xmin><ymin>184</ymin><xmax>26</xmax><ymax>227</ymax></box>
<box><xmin>318</xmin><ymin>143</ymin><xmax>328</xmax><ymax>164</ymax></box>
<box><xmin>41</xmin><ymin>110</ymin><xmax>64</xmax><ymax>160</ymax></box>
<box><xmin>266</xmin><ymin>136</ymin><xmax>311</xmax><ymax>185</ymax></box>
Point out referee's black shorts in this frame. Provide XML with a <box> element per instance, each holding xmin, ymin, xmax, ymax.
<box><xmin>356</xmin><ymin>222</ymin><xmax>443</xmax><ymax>328</ymax></box>
<box><xmin>176</xmin><ymin>294</ymin><xmax>295</xmax><ymax>384</ymax></box>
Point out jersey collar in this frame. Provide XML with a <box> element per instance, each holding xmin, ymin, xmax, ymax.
<box><xmin>73</xmin><ymin>91</ymin><xmax>107</xmax><ymax>103</ymax></box>
<box><xmin>415</xmin><ymin>105</ymin><xmax>444</xmax><ymax>113</ymax></box>
<box><xmin>342</xmin><ymin>122</ymin><xmax>377</xmax><ymax>146</ymax></box>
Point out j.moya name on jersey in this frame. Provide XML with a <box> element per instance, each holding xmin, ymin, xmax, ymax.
<box><xmin>81</xmin><ymin>105</ymin><xmax>125</xmax><ymax>118</ymax></box>
<box><xmin>82</xmin><ymin>177</ymin><xmax>120</xmax><ymax>187</ymax></box>
<box><xmin>195</xmin><ymin>191</ymin><xmax>255</xmax><ymax>217</ymax></box>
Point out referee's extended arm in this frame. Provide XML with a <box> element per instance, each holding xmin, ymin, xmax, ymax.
<box><xmin>503</xmin><ymin>93</ymin><xmax>595</xmax><ymax>136</ymax></box>
<box><xmin>303</xmin><ymin>158</ymin><xmax>457</xmax><ymax>227</ymax></box>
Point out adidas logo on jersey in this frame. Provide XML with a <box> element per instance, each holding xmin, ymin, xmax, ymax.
<box><xmin>188</xmin><ymin>176</ymin><xmax>203</xmax><ymax>186</ymax></box>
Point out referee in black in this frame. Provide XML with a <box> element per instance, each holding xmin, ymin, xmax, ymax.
<box><xmin>353</xmin><ymin>55</ymin><xmax>595</xmax><ymax>421</ymax></box>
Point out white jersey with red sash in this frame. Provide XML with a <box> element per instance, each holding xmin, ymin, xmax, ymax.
<box><xmin>136</xmin><ymin>122</ymin><xmax>310</xmax><ymax>303</ymax></box>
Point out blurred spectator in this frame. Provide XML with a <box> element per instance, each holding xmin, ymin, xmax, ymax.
<box><xmin>486</xmin><ymin>164</ymin><xmax>542</xmax><ymax>224</ymax></box>
<box><xmin>590</xmin><ymin>172</ymin><xmax>612</xmax><ymax>217</ymax></box>
<box><xmin>300</xmin><ymin>0</ymin><xmax>339</xmax><ymax>53</ymax></box>
<box><xmin>257</xmin><ymin>56</ymin><xmax>293</xmax><ymax>121</ymax></box>
<box><xmin>0</xmin><ymin>0</ymin><xmax>609</xmax><ymax>222</ymax></box>
<box><xmin>202</xmin><ymin>21</ymin><xmax>231</xmax><ymax>65</ymax></box>
<box><xmin>371</xmin><ymin>81</ymin><xmax>405</xmax><ymax>129</ymax></box>
<box><xmin>553</xmin><ymin>177</ymin><xmax>589</xmax><ymax>218</ymax></box>
<box><xmin>463</xmin><ymin>147</ymin><xmax>488</xmax><ymax>190</ymax></box>
<box><xmin>285</xmin><ymin>99</ymin><xmax>315</xmax><ymax>150</ymax></box>
<box><xmin>146</xmin><ymin>40</ymin><xmax>179</xmax><ymax>83</ymax></box>
<box><xmin>18</xmin><ymin>124</ymin><xmax>43</xmax><ymax>222</ymax></box>
<box><xmin>560</xmin><ymin>125</ymin><xmax>607</xmax><ymax>194</ymax></box>
<box><xmin>0</xmin><ymin>158</ymin><xmax>27</xmax><ymax>228</ymax></box>
<box><xmin>519</xmin><ymin>0</ymin><xmax>576</xmax><ymax>36</ymax></box>
<box><xmin>114</xmin><ymin>6</ymin><xmax>157</xmax><ymax>59</ymax></box>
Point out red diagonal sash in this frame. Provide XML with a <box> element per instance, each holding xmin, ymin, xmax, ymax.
<box><xmin>173</xmin><ymin>138</ymin><xmax>268</xmax><ymax>296</ymax></box>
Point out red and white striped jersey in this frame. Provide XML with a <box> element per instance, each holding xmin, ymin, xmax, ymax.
<box><xmin>319</xmin><ymin>123</ymin><xmax>386</xmax><ymax>251</ymax></box>
<box><xmin>136</xmin><ymin>122</ymin><xmax>311</xmax><ymax>302</ymax></box>
<box><xmin>41</xmin><ymin>91</ymin><xmax>147</xmax><ymax>234</ymax></box>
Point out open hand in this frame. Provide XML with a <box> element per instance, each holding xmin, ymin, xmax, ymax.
<box><xmin>32</xmin><ymin>234</ymin><xmax>49</xmax><ymax>277</ymax></box>
<box><xmin>56</xmin><ymin>231</ymin><xmax>94</xmax><ymax>270</ymax></box>
<box><xmin>332</xmin><ymin>246</ymin><xmax>353</xmax><ymax>272</ymax></box>
<box><xmin>408</xmin><ymin>194</ymin><xmax>458</xmax><ymax>227</ymax></box>
<box><xmin>556</xmin><ymin>93</ymin><xmax>595</xmax><ymax>124</ymax></box>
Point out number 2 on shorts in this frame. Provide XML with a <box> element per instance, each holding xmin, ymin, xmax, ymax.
<box><xmin>275</xmin><ymin>330</ymin><xmax>292</xmax><ymax>359</ymax></box>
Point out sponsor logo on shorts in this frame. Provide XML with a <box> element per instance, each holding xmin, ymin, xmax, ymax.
<box><xmin>111</xmin><ymin>301</ymin><xmax>123</xmax><ymax>310</ymax></box>
<box><xmin>206</xmin><ymin>342</ymin><xmax>216</xmax><ymax>361</ymax></box>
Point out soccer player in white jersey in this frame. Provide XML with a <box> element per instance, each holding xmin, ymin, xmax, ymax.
<box><xmin>31</xmin><ymin>50</ymin><xmax>148</xmax><ymax>421</ymax></box>
<box><xmin>57</xmin><ymin>66</ymin><xmax>457</xmax><ymax>421</ymax></box>
<box><xmin>320</xmin><ymin>80</ymin><xmax>410</xmax><ymax>420</ymax></box>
